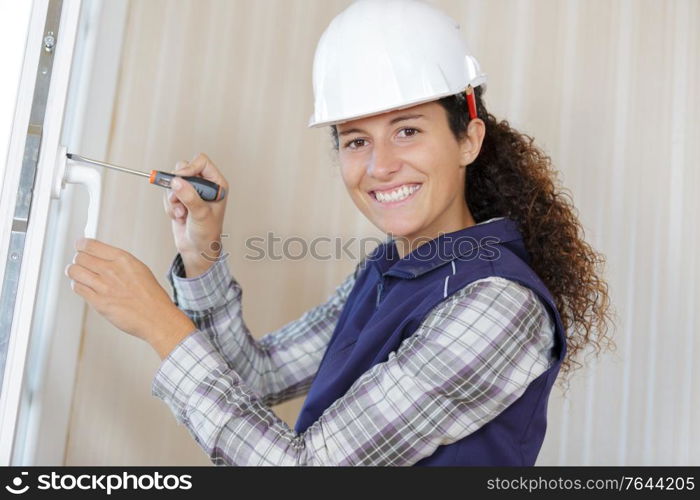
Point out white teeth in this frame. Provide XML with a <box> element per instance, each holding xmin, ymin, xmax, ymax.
<box><xmin>374</xmin><ymin>184</ymin><xmax>420</xmax><ymax>203</ymax></box>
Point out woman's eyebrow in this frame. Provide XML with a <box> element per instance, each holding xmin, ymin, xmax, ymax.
<box><xmin>338</xmin><ymin>114</ymin><xmax>425</xmax><ymax>136</ymax></box>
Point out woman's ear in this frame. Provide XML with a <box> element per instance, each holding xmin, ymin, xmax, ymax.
<box><xmin>459</xmin><ymin>118</ymin><xmax>486</xmax><ymax>166</ymax></box>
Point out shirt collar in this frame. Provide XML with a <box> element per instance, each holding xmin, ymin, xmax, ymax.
<box><xmin>365</xmin><ymin>217</ymin><xmax>523</xmax><ymax>279</ymax></box>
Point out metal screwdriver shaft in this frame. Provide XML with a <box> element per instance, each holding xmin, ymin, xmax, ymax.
<box><xmin>67</xmin><ymin>153</ymin><xmax>150</xmax><ymax>178</ymax></box>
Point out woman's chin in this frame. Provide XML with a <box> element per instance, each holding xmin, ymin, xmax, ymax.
<box><xmin>377</xmin><ymin>220</ymin><xmax>422</xmax><ymax>240</ymax></box>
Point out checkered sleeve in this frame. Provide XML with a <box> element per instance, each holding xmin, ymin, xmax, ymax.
<box><xmin>166</xmin><ymin>253</ymin><xmax>358</xmax><ymax>405</ymax></box>
<box><xmin>152</xmin><ymin>276</ymin><xmax>557</xmax><ymax>465</ymax></box>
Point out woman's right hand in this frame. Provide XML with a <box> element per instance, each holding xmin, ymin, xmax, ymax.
<box><xmin>162</xmin><ymin>153</ymin><xmax>229</xmax><ymax>278</ymax></box>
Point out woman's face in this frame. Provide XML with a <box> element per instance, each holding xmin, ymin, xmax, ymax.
<box><xmin>336</xmin><ymin>101</ymin><xmax>483</xmax><ymax>253</ymax></box>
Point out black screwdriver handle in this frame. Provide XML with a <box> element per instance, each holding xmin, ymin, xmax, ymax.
<box><xmin>149</xmin><ymin>171</ymin><xmax>226</xmax><ymax>202</ymax></box>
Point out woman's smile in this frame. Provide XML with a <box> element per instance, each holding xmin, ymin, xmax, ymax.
<box><xmin>369</xmin><ymin>182</ymin><xmax>422</xmax><ymax>206</ymax></box>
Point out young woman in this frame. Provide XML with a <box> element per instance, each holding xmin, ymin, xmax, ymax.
<box><xmin>66</xmin><ymin>0</ymin><xmax>614</xmax><ymax>465</ymax></box>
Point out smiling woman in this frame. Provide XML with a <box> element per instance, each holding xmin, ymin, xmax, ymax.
<box><xmin>65</xmin><ymin>0</ymin><xmax>615</xmax><ymax>466</ymax></box>
<box><xmin>331</xmin><ymin>86</ymin><xmax>615</xmax><ymax>386</ymax></box>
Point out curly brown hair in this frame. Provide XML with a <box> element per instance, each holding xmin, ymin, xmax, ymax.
<box><xmin>331</xmin><ymin>86</ymin><xmax>616</xmax><ymax>393</ymax></box>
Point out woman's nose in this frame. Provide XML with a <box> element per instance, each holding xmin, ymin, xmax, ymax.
<box><xmin>367</xmin><ymin>141</ymin><xmax>400</xmax><ymax>178</ymax></box>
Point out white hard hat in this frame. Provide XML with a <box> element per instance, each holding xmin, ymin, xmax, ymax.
<box><xmin>308</xmin><ymin>0</ymin><xmax>487</xmax><ymax>128</ymax></box>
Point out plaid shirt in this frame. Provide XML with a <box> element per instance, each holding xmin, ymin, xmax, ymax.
<box><xmin>152</xmin><ymin>249</ymin><xmax>556</xmax><ymax>466</ymax></box>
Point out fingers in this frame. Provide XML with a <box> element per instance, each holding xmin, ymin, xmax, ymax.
<box><xmin>163</xmin><ymin>190</ymin><xmax>187</xmax><ymax>222</ymax></box>
<box><xmin>170</xmin><ymin>177</ymin><xmax>209</xmax><ymax>222</ymax></box>
<box><xmin>166</xmin><ymin>153</ymin><xmax>227</xmax><ymax>223</ymax></box>
<box><xmin>75</xmin><ymin>237</ymin><xmax>125</xmax><ymax>260</ymax></box>
<box><xmin>72</xmin><ymin>249</ymin><xmax>110</xmax><ymax>274</ymax></box>
<box><xmin>71</xmin><ymin>281</ymin><xmax>98</xmax><ymax>302</ymax></box>
<box><xmin>164</xmin><ymin>161</ymin><xmax>188</xmax><ymax>220</ymax></box>
<box><xmin>65</xmin><ymin>261</ymin><xmax>103</xmax><ymax>294</ymax></box>
<box><xmin>172</xmin><ymin>153</ymin><xmax>229</xmax><ymax>191</ymax></box>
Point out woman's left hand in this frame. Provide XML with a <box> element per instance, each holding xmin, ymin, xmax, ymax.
<box><xmin>65</xmin><ymin>237</ymin><xmax>196</xmax><ymax>359</ymax></box>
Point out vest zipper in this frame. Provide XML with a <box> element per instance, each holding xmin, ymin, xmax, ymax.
<box><xmin>375</xmin><ymin>279</ymin><xmax>384</xmax><ymax>309</ymax></box>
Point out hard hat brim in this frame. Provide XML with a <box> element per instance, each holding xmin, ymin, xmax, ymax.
<box><xmin>308</xmin><ymin>81</ymin><xmax>487</xmax><ymax>128</ymax></box>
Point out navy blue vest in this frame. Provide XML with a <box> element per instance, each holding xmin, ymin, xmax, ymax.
<box><xmin>295</xmin><ymin>217</ymin><xmax>567</xmax><ymax>465</ymax></box>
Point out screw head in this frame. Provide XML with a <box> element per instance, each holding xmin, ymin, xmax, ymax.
<box><xmin>43</xmin><ymin>32</ymin><xmax>55</xmax><ymax>52</ymax></box>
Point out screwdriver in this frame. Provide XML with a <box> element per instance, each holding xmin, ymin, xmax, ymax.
<box><xmin>65</xmin><ymin>152</ymin><xmax>226</xmax><ymax>202</ymax></box>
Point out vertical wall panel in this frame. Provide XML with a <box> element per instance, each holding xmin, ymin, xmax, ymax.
<box><xmin>64</xmin><ymin>0</ymin><xmax>699</xmax><ymax>465</ymax></box>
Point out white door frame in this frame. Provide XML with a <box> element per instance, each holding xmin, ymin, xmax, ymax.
<box><xmin>0</xmin><ymin>0</ymin><xmax>83</xmax><ymax>464</ymax></box>
<box><xmin>14</xmin><ymin>0</ymin><xmax>128</xmax><ymax>465</ymax></box>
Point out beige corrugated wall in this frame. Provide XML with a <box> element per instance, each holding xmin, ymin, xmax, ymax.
<box><xmin>64</xmin><ymin>0</ymin><xmax>700</xmax><ymax>465</ymax></box>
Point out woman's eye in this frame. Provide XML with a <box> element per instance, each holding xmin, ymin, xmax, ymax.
<box><xmin>397</xmin><ymin>127</ymin><xmax>419</xmax><ymax>138</ymax></box>
<box><xmin>344</xmin><ymin>138</ymin><xmax>367</xmax><ymax>149</ymax></box>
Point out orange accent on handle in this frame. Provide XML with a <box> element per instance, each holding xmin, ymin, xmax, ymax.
<box><xmin>149</xmin><ymin>170</ymin><xmax>157</xmax><ymax>184</ymax></box>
